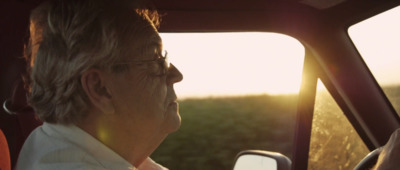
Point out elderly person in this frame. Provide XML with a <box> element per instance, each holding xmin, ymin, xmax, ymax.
<box><xmin>16</xmin><ymin>0</ymin><xmax>183</xmax><ymax>169</ymax></box>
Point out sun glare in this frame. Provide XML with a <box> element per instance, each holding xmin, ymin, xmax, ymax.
<box><xmin>160</xmin><ymin>33</ymin><xmax>305</xmax><ymax>99</ymax></box>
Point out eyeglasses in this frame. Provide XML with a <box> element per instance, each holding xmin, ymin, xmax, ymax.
<box><xmin>114</xmin><ymin>50</ymin><xmax>170</xmax><ymax>76</ymax></box>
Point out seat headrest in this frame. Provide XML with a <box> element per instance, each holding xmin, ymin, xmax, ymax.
<box><xmin>3</xmin><ymin>79</ymin><xmax>31</xmax><ymax>115</ymax></box>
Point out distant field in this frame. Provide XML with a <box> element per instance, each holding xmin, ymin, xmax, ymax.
<box><xmin>151</xmin><ymin>94</ymin><xmax>298</xmax><ymax>170</ymax></box>
<box><xmin>151</xmin><ymin>86</ymin><xmax>400</xmax><ymax>170</ymax></box>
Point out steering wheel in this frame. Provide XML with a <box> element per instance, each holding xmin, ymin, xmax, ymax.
<box><xmin>354</xmin><ymin>147</ymin><xmax>383</xmax><ymax>170</ymax></box>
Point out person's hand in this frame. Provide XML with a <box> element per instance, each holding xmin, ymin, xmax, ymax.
<box><xmin>374</xmin><ymin>128</ymin><xmax>400</xmax><ymax>170</ymax></box>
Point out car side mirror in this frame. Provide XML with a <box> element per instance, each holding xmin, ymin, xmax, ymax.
<box><xmin>233</xmin><ymin>150</ymin><xmax>291</xmax><ymax>170</ymax></box>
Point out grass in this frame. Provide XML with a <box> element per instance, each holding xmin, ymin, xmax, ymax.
<box><xmin>151</xmin><ymin>94</ymin><xmax>298</xmax><ymax>170</ymax></box>
<box><xmin>151</xmin><ymin>86</ymin><xmax>400</xmax><ymax>170</ymax></box>
<box><xmin>308</xmin><ymin>90</ymin><xmax>368</xmax><ymax>170</ymax></box>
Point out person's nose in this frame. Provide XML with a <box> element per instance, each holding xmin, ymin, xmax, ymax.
<box><xmin>166</xmin><ymin>63</ymin><xmax>183</xmax><ymax>85</ymax></box>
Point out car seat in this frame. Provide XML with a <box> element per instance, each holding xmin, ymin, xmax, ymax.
<box><xmin>0</xmin><ymin>129</ymin><xmax>11</xmax><ymax>170</ymax></box>
<box><xmin>1</xmin><ymin>80</ymin><xmax>42</xmax><ymax>170</ymax></box>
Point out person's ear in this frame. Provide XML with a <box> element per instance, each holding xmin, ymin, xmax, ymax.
<box><xmin>81</xmin><ymin>68</ymin><xmax>115</xmax><ymax>114</ymax></box>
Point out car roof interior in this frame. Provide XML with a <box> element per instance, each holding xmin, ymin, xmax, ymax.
<box><xmin>1</xmin><ymin>0</ymin><xmax>400</xmax><ymax>169</ymax></box>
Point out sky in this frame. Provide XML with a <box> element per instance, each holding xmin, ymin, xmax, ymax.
<box><xmin>160</xmin><ymin>33</ymin><xmax>305</xmax><ymax>99</ymax></box>
<box><xmin>348</xmin><ymin>6</ymin><xmax>400</xmax><ymax>86</ymax></box>
<box><xmin>160</xmin><ymin>6</ymin><xmax>400</xmax><ymax>99</ymax></box>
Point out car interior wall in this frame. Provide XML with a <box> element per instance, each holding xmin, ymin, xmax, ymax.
<box><xmin>0</xmin><ymin>1</ymin><xmax>43</xmax><ymax>169</ymax></box>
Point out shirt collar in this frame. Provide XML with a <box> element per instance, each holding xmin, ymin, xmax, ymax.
<box><xmin>42</xmin><ymin>122</ymin><xmax>137</xmax><ymax>170</ymax></box>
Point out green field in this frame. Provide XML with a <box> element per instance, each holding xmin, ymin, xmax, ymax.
<box><xmin>151</xmin><ymin>86</ymin><xmax>400</xmax><ymax>170</ymax></box>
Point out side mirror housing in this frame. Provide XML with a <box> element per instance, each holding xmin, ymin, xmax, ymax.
<box><xmin>233</xmin><ymin>150</ymin><xmax>291</xmax><ymax>170</ymax></box>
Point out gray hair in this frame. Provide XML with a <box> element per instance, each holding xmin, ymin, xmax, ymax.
<box><xmin>25</xmin><ymin>0</ymin><xmax>160</xmax><ymax>124</ymax></box>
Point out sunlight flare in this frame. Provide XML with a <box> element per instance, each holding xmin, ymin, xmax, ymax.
<box><xmin>160</xmin><ymin>33</ymin><xmax>305</xmax><ymax>98</ymax></box>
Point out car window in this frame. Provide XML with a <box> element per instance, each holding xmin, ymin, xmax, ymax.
<box><xmin>151</xmin><ymin>33</ymin><xmax>304</xmax><ymax>169</ymax></box>
<box><xmin>308</xmin><ymin>80</ymin><xmax>369</xmax><ymax>169</ymax></box>
<box><xmin>348</xmin><ymin>6</ymin><xmax>400</xmax><ymax>115</ymax></box>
